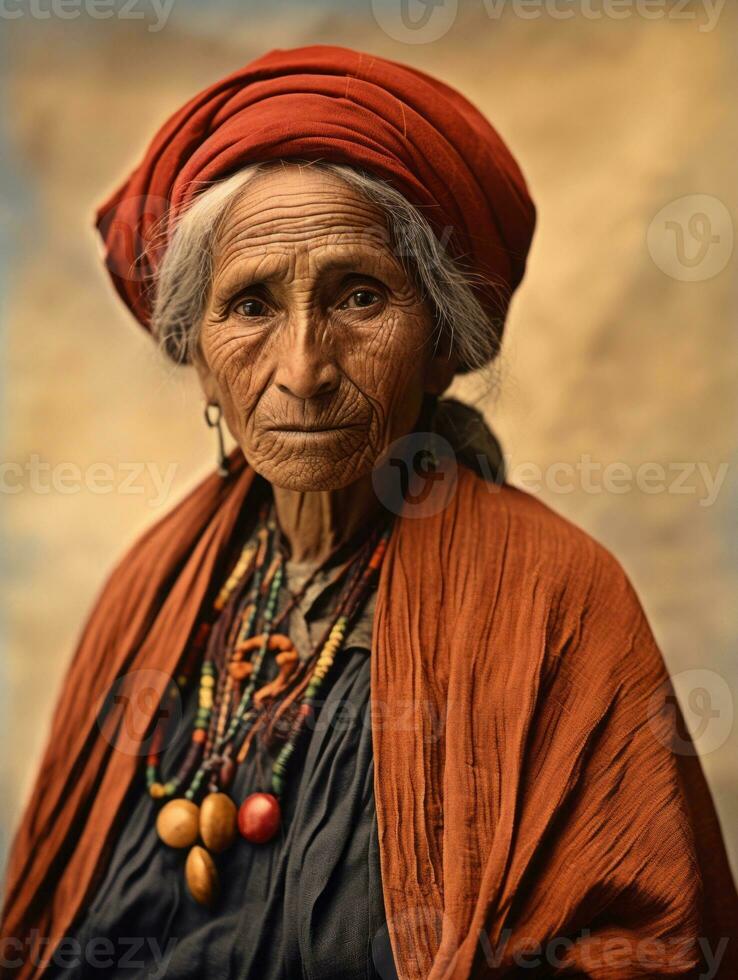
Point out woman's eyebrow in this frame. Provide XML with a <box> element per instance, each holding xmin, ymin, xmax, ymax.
<box><xmin>212</xmin><ymin>251</ymin><xmax>291</xmax><ymax>293</ymax></box>
<box><xmin>310</xmin><ymin>244</ymin><xmax>399</xmax><ymax>277</ymax></box>
<box><xmin>212</xmin><ymin>242</ymin><xmax>397</xmax><ymax>294</ymax></box>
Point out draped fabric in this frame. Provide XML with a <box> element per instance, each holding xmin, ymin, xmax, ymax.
<box><xmin>94</xmin><ymin>44</ymin><xmax>536</xmax><ymax>362</ymax></box>
<box><xmin>45</xmin><ymin>545</ymin><xmax>391</xmax><ymax>980</ymax></box>
<box><xmin>2</xmin><ymin>455</ymin><xmax>737</xmax><ymax>978</ymax></box>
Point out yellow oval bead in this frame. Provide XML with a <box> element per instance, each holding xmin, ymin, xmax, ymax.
<box><xmin>185</xmin><ymin>845</ymin><xmax>218</xmax><ymax>907</ymax></box>
<box><xmin>199</xmin><ymin>792</ymin><xmax>237</xmax><ymax>854</ymax></box>
<box><xmin>156</xmin><ymin>799</ymin><xmax>200</xmax><ymax>848</ymax></box>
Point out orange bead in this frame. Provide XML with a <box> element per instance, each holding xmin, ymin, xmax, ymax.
<box><xmin>229</xmin><ymin>661</ymin><xmax>253</xmax><ymax>682</ymax></box>
<box><xmin>268</xmin><ymin>633</ymin><xmax>295</xmax><ymax>652</ymax></box>
<box><xmin>236</xmin><ymin>634</ymin><xmax>267</xmax><ymax>655</ymax></box>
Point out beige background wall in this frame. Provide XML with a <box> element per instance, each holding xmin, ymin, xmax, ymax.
<box><xmin>2</xmin><ymin>0</ymin><xmax>736</xmax><ymax>877</ymax></box>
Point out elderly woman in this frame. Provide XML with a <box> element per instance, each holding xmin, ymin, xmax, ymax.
<box><xmin>2</xmin><ymin>45</ymin><xmax>736</xmax><ymax>980</ymax></box>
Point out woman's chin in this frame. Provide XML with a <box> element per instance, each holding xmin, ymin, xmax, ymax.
<box><xmin>250</xmin><ymin>451</ymin><xmax>374</xmax><ymax>494</ymax></box>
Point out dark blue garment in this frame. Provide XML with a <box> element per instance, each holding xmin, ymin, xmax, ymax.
<box><xmin>48</xmin><ymin>558</ymin><xmax>398</xmax><ymax>980</ymax></box>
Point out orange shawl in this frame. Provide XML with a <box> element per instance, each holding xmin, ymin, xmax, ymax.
<box><xmin>2</xmin><ymin>456</ymin><xmax>736</xmax><ymax>978</ymax></box>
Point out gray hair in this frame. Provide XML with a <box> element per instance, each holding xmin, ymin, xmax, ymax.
<box><xmin>151</xmin><ymin>161</ymin><xmax>505</xmax><ymax>372</ymax></box>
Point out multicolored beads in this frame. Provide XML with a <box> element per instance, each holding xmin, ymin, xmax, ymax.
<box><xmin>149</xmin><ymin>505</ymin><xmax>392</xmax><ymax>906</ymax></box>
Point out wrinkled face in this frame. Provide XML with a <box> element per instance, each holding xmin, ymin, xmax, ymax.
<box><xmin>195</xmin><ymin>165</ymin><xmax>455</xmax><ymax>491</ymax></box>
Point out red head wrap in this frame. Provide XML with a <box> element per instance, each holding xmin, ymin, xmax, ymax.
<box><xmin>95</xmin><ymin>44</ymin><xmax>535</xmax><ymax>360</ymax></box>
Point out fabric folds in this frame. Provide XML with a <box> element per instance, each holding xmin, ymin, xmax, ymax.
<box><xmin>2</xmin><ymin>456</ymin><xmax>737</xmax><ymax>978</ymax></box>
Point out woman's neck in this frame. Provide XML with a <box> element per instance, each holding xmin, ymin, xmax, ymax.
<box><xmin>272</xmin><ymin>472</ymin><xmax>382</xmax><ymax>565</ymax></box>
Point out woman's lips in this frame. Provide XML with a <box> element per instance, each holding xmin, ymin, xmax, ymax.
<box><xmin>268</xmin><ymin>423</ymin><xmax>362</xmax><ymax>434</ymax></box>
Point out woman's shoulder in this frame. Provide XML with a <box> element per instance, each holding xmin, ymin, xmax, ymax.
<box><xmin>451</xmin><ymin>467</ymin><xmax>665</xmax><ymax>695</ymax></box>
<box><xmin>456</xmin><ymin>465</ymin><xmax>643</xmax><ymax>619</ymax></box>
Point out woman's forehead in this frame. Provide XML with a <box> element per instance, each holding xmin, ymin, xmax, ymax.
<box><xmin>215</xmin><ymin>166</ymin><xmax>387</xmax><ymax>242</ymax></box>
<box><xmin>210</xmin><ymin>171</ymin><xmax>398</xmax><ymax>283</ymax></box>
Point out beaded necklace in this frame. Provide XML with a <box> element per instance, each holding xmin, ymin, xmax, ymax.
<box><xmin>148</xmin><ymin>503</ymin><xmax>391</xmax><ymax>906</ymax></box>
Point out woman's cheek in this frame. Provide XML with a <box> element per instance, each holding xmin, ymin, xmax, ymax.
<box><xmin>204</xmin><ymin>325</ymin><xmax>256</xmax><ymax>394</ymax></box>
<box><xmin>345</xmin><ymin>309</ymin><xmax>415</xmax><ymax>390</ymax></box>
<box><xmin>344</xmin><ymin>313</ymin><xmax>427</xmax><ymax>434</ymax></box>
<box><xmin>199</xmin><ymin>346</ymin><xmax>255</xmax><ymax>444</ymax></box>
<box><xmin>379</xmin><ymin>309</ymin><xmax>432</xmax><ymax>383</ymax></box>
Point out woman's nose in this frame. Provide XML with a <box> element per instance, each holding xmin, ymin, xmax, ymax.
<box><xmin>273</xmin><ymin>325</ymin><xmax>340</xmax><ymax>401</ymax></box>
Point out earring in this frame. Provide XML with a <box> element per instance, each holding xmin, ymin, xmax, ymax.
<box><xmin>204</xmin><ymin>403</ymin><xmax>230</xmax><ymax>478</ymax></box>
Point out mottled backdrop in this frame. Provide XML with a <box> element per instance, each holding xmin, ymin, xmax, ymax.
<box><xmin>1</xmin><ymin>0</ymin><xmax>736</xmax><ymax>880</ymax></box>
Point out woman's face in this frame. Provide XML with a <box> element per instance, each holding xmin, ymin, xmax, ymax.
<box><xmin>195</xmin><ymin>165</ymin><xmax>456</xmax><ymax>492</ymax></box>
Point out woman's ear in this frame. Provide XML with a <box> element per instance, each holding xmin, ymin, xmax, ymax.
<box><xmin>192</xmin><ymin>347</ymin><xmax>221</xmax><ymax>406</ymax></box>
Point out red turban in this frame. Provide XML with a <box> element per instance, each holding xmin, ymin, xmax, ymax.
<box><xmin>95</xmin><ymin>44</ymin><xmax>536</xmax><ymax>359</ymax></box>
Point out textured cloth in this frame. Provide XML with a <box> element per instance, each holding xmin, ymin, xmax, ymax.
<box><xmin>3</xmin><ymin>457</ymin><xmax>737</xmax><ymax>979</ymax></box>
<box><xmin>45</xmin><ymin>550</ymin><xmax>392</xmax><ymax>980</ymax></box>
<box><xmin>94</xmin><ymin>44</ymin><xmax>536</xmax><ymax>363</ymax></box>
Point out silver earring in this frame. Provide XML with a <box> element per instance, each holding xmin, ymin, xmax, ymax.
<box><xmin>204</xmin><ymin>403</ymin><xmax>230</xmax><ymax>478</ymax></box>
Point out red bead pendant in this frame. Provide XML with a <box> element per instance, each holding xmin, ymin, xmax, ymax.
<box><xmin>238</xmin><ymin>792</ymin><xmax>281</xmax><ymax>843</ymax></box>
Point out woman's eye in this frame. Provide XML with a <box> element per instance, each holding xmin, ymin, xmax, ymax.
<box><xmin>341</xmin><ymin>289</ymin><xmax>381</xmax><ymax>310</ymax></box>
<box><xmin>234</xmin><ymin>298</ymin><xmax>268</xmax><ymax>317</ymax></box>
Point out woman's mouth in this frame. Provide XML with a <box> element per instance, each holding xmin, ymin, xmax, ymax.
<box><xmin>268</xmin><ymin>423</ymin><xmax>363</xmax><ymax>435</ymax></box>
